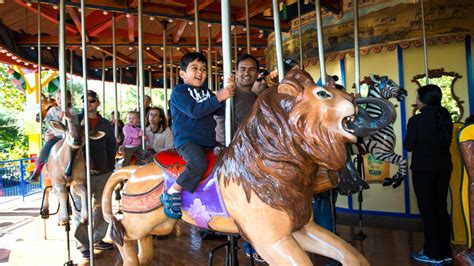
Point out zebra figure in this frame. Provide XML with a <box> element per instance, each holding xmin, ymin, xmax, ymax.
<box><xmin>351</xmin><ymin>74</ymin><xmax>408</xmax><ymax>188</ymax></box>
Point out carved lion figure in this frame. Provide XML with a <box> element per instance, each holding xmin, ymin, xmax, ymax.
<box><xmin>102</xmin><ymin>69</ymin><xmax>394</xmax><ymax>265</ymax></box>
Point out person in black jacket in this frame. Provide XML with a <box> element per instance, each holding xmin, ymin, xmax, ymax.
<box><xmin>404</xmin><ymin>84</ymin><xmax>453</xmax><ymax>264</ymax></box>
<box><xmin>73</xmin><ymin>90</ymin><xmax>117</xmax><ymax>259</ymax></box>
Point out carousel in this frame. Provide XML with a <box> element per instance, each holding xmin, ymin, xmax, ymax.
<box><xmin>0</xmin><ymin>0</ymin><xmax>473</xmax><ymax>265</ymax></box>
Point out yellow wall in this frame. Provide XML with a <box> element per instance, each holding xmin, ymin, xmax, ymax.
<box><xmin>304</xmin><ymin>40</ymin><xmax>472</xmax><ymax>215</ymax></box>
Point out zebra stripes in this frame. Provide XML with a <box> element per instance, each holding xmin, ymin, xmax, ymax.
<box><xmin>351</xmin><ymin>75</ymin><xmax>408</xmax><ymax>188</ymax></box>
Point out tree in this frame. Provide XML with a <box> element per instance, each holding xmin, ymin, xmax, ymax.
<box><xmin>0</xmin><ymin>63</ymin><xmax>28</xmax><ymax>160</ymax></box>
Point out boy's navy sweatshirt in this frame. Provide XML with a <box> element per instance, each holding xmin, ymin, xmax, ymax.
<box><xmin>170</xmin><ymin>83</ymin><xmax>225</xmax><ymax>149</ymax></box>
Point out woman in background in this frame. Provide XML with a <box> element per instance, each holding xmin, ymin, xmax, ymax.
<box><xmin>404</xmin><ymin>84</ymin><xmax>453</xmax><ymax>265</ymax></box>
<box><xmin>137</xmin><ymin>107</ymin><xmax>173</xmax><ymax>164</ymax></box>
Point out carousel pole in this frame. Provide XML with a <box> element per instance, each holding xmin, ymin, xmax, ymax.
<box><xmin>101</xmin><ymin>53</ymin><xmax>106</xmax><ymax>115</ymax></box>
<box><xmin>119</xmin><ymin>68</ymin><xmax>123</xmax><ymax>112</ymax></box>
<box><xmin>272</xmin><ymin>0</ymin><xmax>284</xmax><ymax>82</ymax></box>
<box><xmin>70</xmin><ymin>50</ymin><xmax>73</xmax><ymax>92</ymax></box>
<box><xmin>207</xmin><ymin>24</ymin><xmax>213</xmax><ymax>91</ymax></box>
<box><xmin>138</xmin><ymin>0</ymin><xmax>146</xmax><ymax>149</ymax></box>
<box><xmin>222</xmin><ymin>1</ymin><xmax>237</xmax><ymax>264</ymax></box>
<box><xmin>59</xmin><ymin>0</ymin><xmax>66</xmax><ymax>112</ymax></box>
<box><xmin>194</xmin><ymin>0</ymin><xmax>200</xmax><ymax>52</ymax></box>
<box><xmin>233</xmin><ymin>27</ymin><xmax>237</xmax><ymax>72</ymax></box>
<box><xmin>59</xmin><ymin>3</ymin><xmax>76</xmax><ymax>265</ymax></box>
<box><xmin>215</xmin><ymin>49</ymin><xmax>219</xmax><ymax>90</ymax></box>
<box><xmin>162</xmin><ymin>20</ymin><xmax>168</xmax><ymax>117</ymax></box>
<box><xmin>222</xmin><ymin>0</ymin><xmax>233</xmax><ymax>147</ymax></box>
<box><xmin>420</xmin><ymin>0</ymin><xmax>429</xmax><ymax>84</ymax></box>
<box><xmin>176</xmin><ymin>59</ymin><xmax>179</xmax><ymax>85</ymax></box>
<box><xmin>245</xmin><ymin>0</ymin><xmax>250</xmax><ymax>53</ymax></box>
<box><xmin>170</xmin><ymin>47</ymin><xmax>174</xmax><ymax>90</ymax></box>
<box><xmin>149</xmin><ymin>70</ymin><xmax>152</xmax><ymax>104</ymax></box>
<box><xmin>315</xmin><ymin>0</ymin><xmax>326</xmax><ymax>84</ymax></box>
<box><xmin>37</xmin><ymin>1</ymin><xmax>48</xmax><ymax>241</ymax></box>
<box><xmin>136</xmin><ymin>66</ymin><xmax>140</xmax><ymax>111</ymax></box>
<box><xmin>80</xmin><ymin>0</ymin><xmax>94</xmax><ymax>264</ymax></box>
<box><xmin>354</xmin><ymin>0</ymin><xmax>360</xmax><ymax>96</ymax></box>
<box><xmin>37</xmin><ymin>2</ymin><xmax>42</xmax><ymax>148</ymax></box>
<box><xmin>112</xmin><ymin>13</ymin><xmax>118</xmax><ymax>140</ymax></box>
<box><xmin>352</xmin><ymin>0</ymin><xmax>367</xmax><ymax>241</ymax></box>
<box><xmin>297</xmin><ymin>0</ymin><xmax>303</xmax><ymax>68</ymax></box>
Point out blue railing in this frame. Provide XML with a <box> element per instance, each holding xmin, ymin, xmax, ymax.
<box><xmin>0</xmin><ymin>157</ymin><xmax>42</xmax><ymax>200</ymax></box>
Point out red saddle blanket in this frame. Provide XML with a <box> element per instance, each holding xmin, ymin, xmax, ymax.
<box><xmin>154</xmin><ymin>150</ymin><xmax>217</xmax><ymax>180</ymax></box>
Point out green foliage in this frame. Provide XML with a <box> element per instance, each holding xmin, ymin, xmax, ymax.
<box><xmin>66</xmin><ymin>77</ymin><xmax>170</xmax><ymax>122</ymax></box>
<box><xmin>0</xmin><ymin>63</ymin><xmax>28</xmax><ymax>160</ymax></box>
<box><xmin>417</xmin><ymin>76</ymin><xmax>460</xmax><ymax>122</ymax></box>
<box><xmin>0</xmin><ymin>64</ymin><xmax>26</xmax><ymax>111</ymax></box>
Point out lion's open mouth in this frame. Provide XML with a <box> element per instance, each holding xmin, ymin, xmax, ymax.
<box><xmin>342</xmin><ymin>115</ymin><xmax>356</xmax><ymax>134</ymax></box>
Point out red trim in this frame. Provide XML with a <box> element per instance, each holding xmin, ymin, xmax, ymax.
<box><xmin>14</xmin><ymin>0</ymin><xmax>77</xmax><ymax>34</ymax></box>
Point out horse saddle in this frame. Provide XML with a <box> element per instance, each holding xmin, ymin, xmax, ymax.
<box><xmin>154</xmin><ymin>150</ymin><xmax>217</xmax><ymax>181</ymax></box>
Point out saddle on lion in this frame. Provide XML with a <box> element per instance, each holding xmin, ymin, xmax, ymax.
<box><xmin>120</xmin><ymin>150</ymin><xmax>227</xmax><ymax>229</ymax></box>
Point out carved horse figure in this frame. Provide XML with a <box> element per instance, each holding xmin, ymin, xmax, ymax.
<box><xmin>102</xmin><ymin>70</ymin><xmax>395</xmax><ymax>265</ymax></box>
<box><xmin>350</xmin><ymin>74</ymin><xmax>408</xmax><ymax>188</ymax></box>
<box><xmin>41</xmin><ymin>115</ymin><xmax>105</xmax><ymax>225</ymax></box>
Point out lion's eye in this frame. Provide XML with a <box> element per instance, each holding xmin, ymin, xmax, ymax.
<box><xmin>315</xmin><ymin>90</ymin><xmax>332</xmax><ymax>99</ymax></box>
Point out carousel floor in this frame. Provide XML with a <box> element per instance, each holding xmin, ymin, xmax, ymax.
<box><xmin>6</xmin><ymin>209</ymin><xmax>430</xmax><ymax>266</ymax></box>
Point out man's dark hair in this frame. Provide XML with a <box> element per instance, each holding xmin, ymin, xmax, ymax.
<box><xmin>180</xmin><ymin>52</ymin><xmax>207</xmax><ymax>71</ymax></box>
<box><xmin>236</xmin><ymin>54</ymin><xmax>259</xmax><ymax>70</ymax></box>
<box><xmin>283</xmin><ymin>58</ymin><xmax>299</xmax><ymax>75</ymax></box>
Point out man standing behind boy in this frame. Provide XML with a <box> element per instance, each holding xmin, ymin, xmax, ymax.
<box><xmin>161</xmin><ymin>52</ymin><xmax>235</xmax><ymax>219</ymax></box>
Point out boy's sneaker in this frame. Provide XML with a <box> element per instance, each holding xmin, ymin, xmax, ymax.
<box><xmin>443</xmin><ymin>257</ymin><xmax>453</xmax><ymax>264</ymax></box>
<box><xmin>160</xmin><ymin>192</ymin><xmax>182</xmax><ymax>219</ymax></box>
<box><xmin>94</xmin><ymin>241</ymin><xmax>114</xmax><ymax>250</ymax></box>
<box><xmin>411</xmin><ymin>250</ymin><xmax>443</xmax><ymax>265</ymax></box>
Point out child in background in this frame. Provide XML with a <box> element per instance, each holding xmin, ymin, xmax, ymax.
<box><xmin>161</xmin><ymin>52</ymin><xmax>235</xmax><ymax>219</ymax></box>
<box><xmin>122</xmin><ymin>111</ymin><xmax>143</xmax><ymax>167</ymax></box>
<box><xmin>29</xmin><ymin>90</ymin><xmax>73</xmax><ymax>180</ymax></box>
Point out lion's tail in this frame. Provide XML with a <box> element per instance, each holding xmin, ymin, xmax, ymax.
<box><xmin>101</xmin><ymin>166</ymin><xmax>138</xmax><ymax>246</ymax></box>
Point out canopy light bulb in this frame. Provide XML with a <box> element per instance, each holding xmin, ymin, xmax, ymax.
<box><xmin>103</xmin><ymin>11</ymin><xmax>109</xmax><ymax>15</ymax></box>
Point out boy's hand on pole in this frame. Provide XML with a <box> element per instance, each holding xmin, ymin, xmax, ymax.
<box><xmin>216</xmin><ymin>75</ymin><xmax>236</xmax><ymax>102</ymax></box>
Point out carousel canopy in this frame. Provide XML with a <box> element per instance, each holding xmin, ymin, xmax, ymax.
<box><xmin>0</xmin><ymin>0</ymin><xmax>342</xmax><ymax>86</ymax></box>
